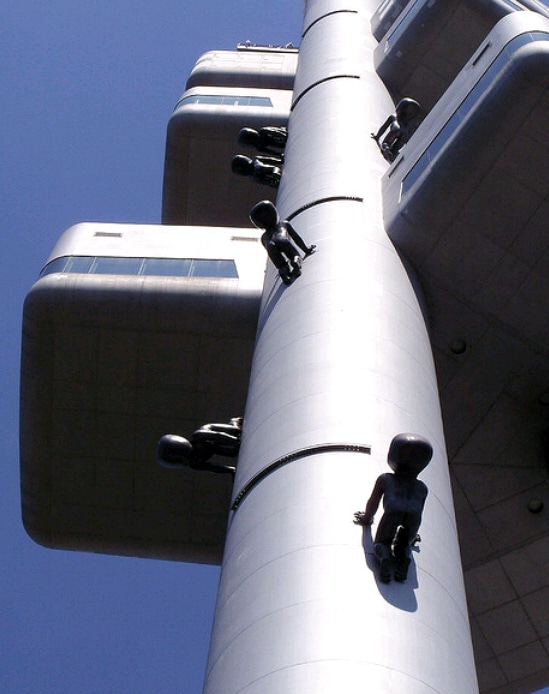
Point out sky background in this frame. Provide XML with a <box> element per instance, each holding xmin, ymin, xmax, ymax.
<box><xmin>2</xmin><ymin>2</ymin><xmax>548</xmax><ymax>693</ymax></box>
<box><xmin>2</xmin><ymin>2</ymin><xmax>302</xmax><ymax>692</ymax></box>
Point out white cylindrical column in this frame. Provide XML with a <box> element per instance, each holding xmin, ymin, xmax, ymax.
<box><xmin>203</xmin><ymin>1</ymin><xmax>479</xmax><ymax>692</ymax></box>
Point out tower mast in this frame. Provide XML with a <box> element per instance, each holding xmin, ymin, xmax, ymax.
<box><xmin>203</xmin><ymin>1</ymin><xmax>478</xmax><ymax>691</ymax></box>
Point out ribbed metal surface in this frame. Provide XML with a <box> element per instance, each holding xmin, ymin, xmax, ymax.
<box><xmin>203</xmin><ymin>1</ymin><xmax>478</xmax><ymax>692</ymax></box>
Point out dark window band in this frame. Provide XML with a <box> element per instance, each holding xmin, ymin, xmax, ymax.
<box><xmin>40</xmin><ymin>256</ymin><xmax>239</xmax><ymax>279</ymax></box>
<box><xmin>174</xmin><ymin>94</ymin><xmax>273</xmax><ymax>110</ymax></box>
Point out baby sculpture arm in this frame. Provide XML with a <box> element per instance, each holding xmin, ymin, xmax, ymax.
<box><xmin>286</xmin><ymin>222</ymin><xmax>316</xmax><ymax>257</ymax></box>
<box><xmin>371</xmin><ymin>115</ymin><xmax>395</xmax><ymax>143</ymax></box>
<box><xmin>354</xmin><ymin>474</ymin><xmax>385</xmax><ymax>526</ymax></box>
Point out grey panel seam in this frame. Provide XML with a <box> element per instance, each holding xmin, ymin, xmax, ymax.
<box><xmin>291</xmin><ymin>74</ymin><xmax>360</xmax><ymax>110</ymax></box>
<box><xmin>231</xmin><ymin>443</ymin><xmax>371</xmax><ymax>511</ymax></box>
<box><xmin>302</xmin><ymin>9</ymin><xmax>359</xmax><ymax>38</ymax></box>
<box><xmin>287</xmin><ymin>196</ymin><xmax>363</xmax><ymax>221</ymax></box>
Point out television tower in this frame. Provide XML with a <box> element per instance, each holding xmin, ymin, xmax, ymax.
<box><xmin>21</xmin><ymin>0</ymin><xmax>549</xmax><ymax>691</ymax></box>
<box><xmin>202</xmin><ymin>0</ymin><xmax>477</xmax><ymax>691</ymax></box>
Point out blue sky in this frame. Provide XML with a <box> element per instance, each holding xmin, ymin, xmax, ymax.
<box><xmin>3</xmin><ymin>2</ymin><xmax>549</xmax><ymax>693</ymax></box>
<box><xmin>2</xmin><ymin>2</ymin><xmax>301</xmax><ymax>692</ymax></box>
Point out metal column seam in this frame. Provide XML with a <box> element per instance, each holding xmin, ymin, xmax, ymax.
<box><xmin>291</xmin><ymin>74</ymin><xmax>360</xmax><ymax>110</ymax></box>
<box><xmin>302</xmin><ymin>9</ymin><xmax>359</xmax><ymax>38</ymax></box>
<box><xmin>231</xmin><ymin>443</ymin><xmax>371</xmax><ymax>511</ymax></box>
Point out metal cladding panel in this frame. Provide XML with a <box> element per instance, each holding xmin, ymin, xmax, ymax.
<box><xmin>185</xmin><ymin>49</ymin><xmax>298</xmax><ymax>91</ymax></box>
<box><xmin>292</xmin><ymin>10</ymin><xmax>362</xmax><ymax>101</ymax></box>
<box><xmin>20</xmin><ymin>225</ymin><xmax>264</xmax><ymax>563</ymax></box>
<box><xmin>205</xmin><ymin>4</ymin><xmax>478</xmax><ymax>693</ymax></box>
<box><xmin>302</xmin><ymin>0</ymin><xmax>361</xmax><ymax>33</ymax></box>
<box><xmin>380</xmin><ymin>14</ymin><xmax>549</xmax><ymax>692</ymax></box>
<box><xmin>280</xmin><ymin>79</ymin><xmax>366</xmax><ymax>212</ymax></box>
<box><xmin>520</xmin><ymin>0</ymin><xmax>549</xmax><ymax>16</ymax></box>
<box><xmin>383</xmin><ymin>11</ymin><xmax>549</xmax><ymax>257</ymax></box>
<box><xmin>208</xmin><ymin>205</ymin><xmax>476</xmax><ymax>691</ymax></box>
<box><xmin>371</xmin><ymin>0</ymin><xmax>412</xmax><ymax>41</ymax></box>
<box><xmin>374</xmin><ymin>0</ymin><xmax>515</xmax><ymax>113</ymax></box>
<box><xmin>279</xmin><ymin>8</ymin><xmax>394</xmax><ymax>215</ymax></box>
<box><xmin>162</xmin><ymin>86</ymin><xmax>292</xmax><ymax>227</ymax></box>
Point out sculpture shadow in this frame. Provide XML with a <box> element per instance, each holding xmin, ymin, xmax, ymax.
<box><xmin>255</xmin><ymin>278</ymin><xmax>287</xmax><ymax>341</ymax></box>
<box><xmin>361</xmin><ymin>525</ymin><xmax>419</xmax><ymax>613</ymax></box>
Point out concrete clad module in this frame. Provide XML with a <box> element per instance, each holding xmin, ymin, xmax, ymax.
<box><xmin>20</xmin><ymin>1</ymin><xmax>549</xmax><ymax>693</ymax></box>
<box><xmin>20</xmin><ymin>223</ymin><xmax>265</xmax><ymax>561</ymax></box>
<box><xmin>162</xmin><ymin>46</ymin><xmax>297</xmax><ymax>226</ymax></box>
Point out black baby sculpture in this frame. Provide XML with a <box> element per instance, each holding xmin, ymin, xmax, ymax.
<box><xmin>157</xmin><ymin>417</ymin><xmax>243</xmax><ymax>477</ymax></box>
<box><xmin>354</xmin><ymin>433</ymin><xmax>432</xmax><ymax>583</ymax></box>
<box><xmin>250</xmin><ymin>200</ymin><xmax>316</xmax><ymax>285</ymax></box>
<box><xmin>238</xmin><ymin>126</ymin><xmax>287</xmax><ymax>161</ymax></box>
<box><xmin>231</xmin><ymin>155</ymin><xmax>282</xmax><ymax>188</ymax></box>
<box><xmin>371</xmin><ymin>98</ymin><xmax>421</xmax><ymax>162</ymax></box>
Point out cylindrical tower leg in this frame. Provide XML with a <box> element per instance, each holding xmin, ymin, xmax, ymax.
<box><xmin>204</xmin><ymin>2</ymin><xmax>479</xmax><ymax>692</ymax></box>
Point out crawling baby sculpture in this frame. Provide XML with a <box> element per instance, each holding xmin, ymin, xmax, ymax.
<box><xmin>354</xmin><ymin>433</ymin><xmax>432</xmax><ymax>583</ymax></box>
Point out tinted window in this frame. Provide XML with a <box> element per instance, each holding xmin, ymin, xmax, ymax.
<box><xmin>175</xmin><ymin>94</ymin><xmax>273</xmax><ymax>109</ymax></box>
<box><xmin>91</xmin><ymin>257</ymin><xmax>143</xmax><ymax>275</ymax></box>
<box><xmin>142</xmin><ymin>258</ymin><xmax>193</xmax><ymax>277</ymax></box>
<box><xmin>190</xmin><ymin>259</ymin><xmax>239</xmax><ymax>278</ymax></box>
<box><xmin>40</xmin><ymin>256</ymin><xmax>239</xmax><ymax>279</ymax></box>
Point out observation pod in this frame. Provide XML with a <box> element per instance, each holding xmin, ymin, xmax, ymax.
<box><xmin>162</xmin><ymin>46</ymin><xmax>297</xmax><ymax>227</ymax></box>
<box><xmin>20</xmin><ymin>223</ymin><xmax>264</xmax><ymax>562</ymax></box>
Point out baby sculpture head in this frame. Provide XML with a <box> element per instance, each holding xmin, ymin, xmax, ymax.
<box><xmin>395</xmin><ymin>98</ymin><xmax>420</xmax><ymax>123</ymax></box>
<box><xmin>249</xmin><ymin>200</ymin><xmax>279</xmax><ymax>230</ymax></box>
<box><xmin>387</xmin><ymin>433</ymin><xmax>433</xmax><ymax>478</ymax></box>
<box><xmin>238</xmin><ymin>127</ymin><xmax>260</xmax><ymax>148</ymax></box>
